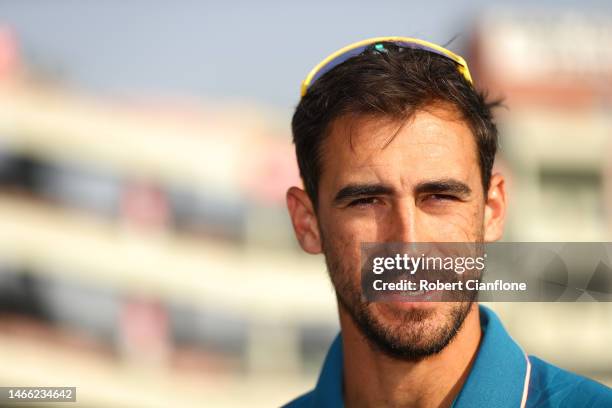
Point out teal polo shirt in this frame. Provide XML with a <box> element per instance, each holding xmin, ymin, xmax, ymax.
<box><xmin>284</xmin><ymin>305</ymin><xmax>612</xmax><ymax>407</ymax></box>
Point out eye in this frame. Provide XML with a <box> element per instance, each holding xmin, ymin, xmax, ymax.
<box><xmin>425</xmin><ymin>194</ymin><xmax>459</xmax><ymax>203</ymax></box>
<box><xmin>348</xmin><ymin>197</ymin><xmax>381</xmax><ymax>208</ymax></box>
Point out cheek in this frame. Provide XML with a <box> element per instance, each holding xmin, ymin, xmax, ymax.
<box><xmin>320</xmin><ymin>206</ymin><xmax>382</xmax><ymax>241</ymax></box>
<box><xmin>319</xmin><ymin>219</ymin><xmax>364</xmax><ymax>286</ymax></box>
<box><xmin>424</xmin><ymin>204</ymin><xmax>484</xmax><ymax>240</ymax></box>
<box><xmin>332</xmin><ymin>211</ymin><xmax>384</xmax><ymax>244</ymax></box>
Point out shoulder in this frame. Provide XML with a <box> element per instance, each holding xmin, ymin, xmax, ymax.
<box><xmin>282</xmin><ymin>390</ymin><xmax>315</xmax><ymax>408</ymax></box>
<box><xmin>527</xmin><ymin>355</ymin><xmax>612</xmax><ymax>407</ymax></box>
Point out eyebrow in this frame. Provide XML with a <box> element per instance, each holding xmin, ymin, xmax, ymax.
<box><xmin>333</xmin><ymin>183</ymin><xmax>394</xmax><ymax>204</ymax></box>
<box><xmin>414</xmin><ymin>179</ymin><xmax>472</xmax><ymax>197</ymax></box>
<box><xmin>332</xmin><ymin>178</ymin><xmax>472</xmax><ymax>205</ymax></box>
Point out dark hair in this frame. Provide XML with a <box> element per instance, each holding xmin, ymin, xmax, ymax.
<box><xmin>292</xmin><ymin>43</ymin><xmax>500</xmax><ymax>207</ymax></box>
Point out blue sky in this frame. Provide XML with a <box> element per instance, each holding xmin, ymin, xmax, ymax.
<box><xmin>2</xmin><ymin>0</ymin><xmax>611</xmax><ymax>114</ymax></box>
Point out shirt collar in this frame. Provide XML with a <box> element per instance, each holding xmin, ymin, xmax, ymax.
<box><xmin>310</xmin><ymin>305</ymin><xmax>530</xmax><ymax>408</ymax></box>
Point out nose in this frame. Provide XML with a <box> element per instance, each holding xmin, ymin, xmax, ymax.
<box><xmin>385</xmin><ymin>198</ymin><xmax>420</xmax><ymax>243</ymax></box>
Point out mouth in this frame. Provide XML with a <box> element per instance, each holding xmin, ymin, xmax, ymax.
<box><xmin>383</xmin><ymin>287</ymin><xmax>442</xmax><ymax>307</ymax></box>
<box><xmin>364</xmin><ymin>262</ymin><xmax>471</xmax><ymax>304</ymax></box>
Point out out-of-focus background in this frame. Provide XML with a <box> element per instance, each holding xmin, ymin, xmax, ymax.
<box><xmin>0</xmin><ymin>1</ymin><xmax>611</xmax><ymax>407</ymax></box>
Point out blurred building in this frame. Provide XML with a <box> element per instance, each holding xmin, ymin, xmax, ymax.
<box><xmin>472</xmin><ymin>9</ymin><xmax>612</xmax><ymax>241</ymax></box>
<box><xmin>470</xmin><ymin>8</ymin><xmax>612</xmax><ymax>385</ymax></box>
<box><xmin>0</xmin><ymin>28</ymin><xmax>337</xmax><ymax>408</ymax></box>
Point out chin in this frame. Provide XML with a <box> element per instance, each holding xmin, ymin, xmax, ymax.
<box><xmin>355</xmin><ymin>301</ymin><xmax>473</xmax><ymax>360</ymax></box>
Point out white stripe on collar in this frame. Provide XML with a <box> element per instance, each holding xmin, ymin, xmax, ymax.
<box><xmin>520</xmin><ymin>352</ymin><xmax>532</xmax><ymax>408</ymax></box>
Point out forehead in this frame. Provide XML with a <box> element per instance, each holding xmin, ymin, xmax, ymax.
<box><xmin>319</xmin><ymin>105</ymin><xmax>479</xmax><ymax>187</ymax></box>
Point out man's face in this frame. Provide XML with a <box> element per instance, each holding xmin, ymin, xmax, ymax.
<box><xmin>315</xmin><ymin>105</ymin><xmax>487</xmax><ymax>359</ymax></box>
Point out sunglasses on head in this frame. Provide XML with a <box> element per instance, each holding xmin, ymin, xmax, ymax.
<box><xmin>300</xmin><ymin>36</ymin><xmax>473</xmax><ymax>98</ymax></box>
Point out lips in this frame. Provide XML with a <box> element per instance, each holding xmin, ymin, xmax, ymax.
<box><xmin>361</xmin><ymin>243</ymin><xmax>486</xmax><ymax>303</ymax></box>
<box><xmin>366</xmin><ymin>267</ymin><xmax>476</xmax><ymax>302</ymax></box>
<box><xmin>380</xmin><ymin>281</ymin><xmax>444</xmax><ymax>303</ymax></box>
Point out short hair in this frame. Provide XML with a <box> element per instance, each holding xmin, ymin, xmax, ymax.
<box><xmin>291</xmin><ymin>42</ymin><xmax>500</xmax><ymax>207</ymax></box>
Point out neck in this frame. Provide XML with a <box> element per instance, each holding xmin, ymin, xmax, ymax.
<box><xmin>340</xmin><ymin>303</ymin><xmax>481</xmax><ymax>408</ymax></box>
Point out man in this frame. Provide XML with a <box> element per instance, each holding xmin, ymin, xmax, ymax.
<box><xmin>284</xmin><ymin>37</ymin><xmax>612</xmax><ymax>407</ymax></box>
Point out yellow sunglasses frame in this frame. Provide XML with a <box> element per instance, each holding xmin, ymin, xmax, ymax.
<box><xmin>300</xmin><ymin>36</ymin><xmax>473</xmax><ymax>97</ymax></box>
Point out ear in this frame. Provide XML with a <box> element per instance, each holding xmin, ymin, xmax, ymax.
<box><xmin>484</xmin><ymin>173</ymin><xmax>507</xmax><ymax>242</ymax></box>
<box><xmin>286</xmin><ymin>186</ymin><xmax>322</xmax><ymax>254</ymax></box>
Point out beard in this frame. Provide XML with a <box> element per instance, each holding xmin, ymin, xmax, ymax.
<box><xmin>323</xmin><ymin>238</ymin><xmax>477</xmax><ymax>362</ymax></box>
